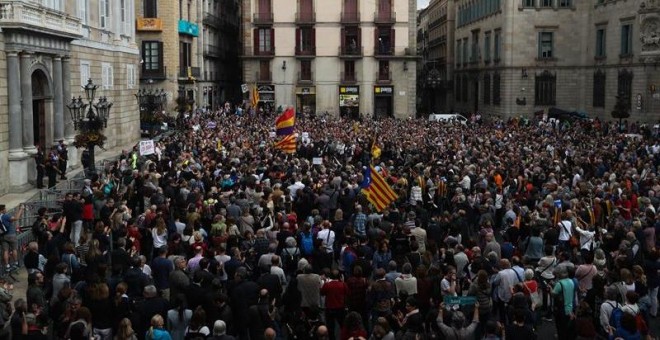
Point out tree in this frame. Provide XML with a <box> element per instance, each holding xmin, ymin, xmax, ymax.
<box><xmin>611</xmin><ymin>92</ymin><xmax>630</xmax><ymax>132</ymax></box>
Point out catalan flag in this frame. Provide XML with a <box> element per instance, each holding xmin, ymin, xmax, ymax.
<box><xmin>251</xmin><ymin>84</ymin><xmax>260</xmax><ymax>108</ymax></box>
<box><xmin>361</xmin><ymin>165</ymin><xmax>398</xmax><ymax>212</ymax></box>
<box><xmin>275</xmin><ymin>107</ymin><xmax>295</xmax><ymax>136</ymax></box>
<box><xmin>371</xmin><ymin>139</ymin><xmax>381</xmax><ymax>159</ymax></box>
<box><xmin>274</xmin><ymin>134</ymin><xmax>296</xmax><ymax>154</ymax></box>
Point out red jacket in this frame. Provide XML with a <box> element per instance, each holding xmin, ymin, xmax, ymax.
<box><xmin>320</xmin><ymin>279</ymin><xmax>348</xmax><ymax>310</ymax></box>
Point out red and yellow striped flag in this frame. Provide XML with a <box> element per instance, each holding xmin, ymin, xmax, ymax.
<box><xmin>274</xmin><ymin>134</ymin><xmax>296</xmax><ymax>154</ymax></box>
<box><xmin>361</xmin><ymin>165</ymin><xmax>398</xmax><ymax>212</ymax></box>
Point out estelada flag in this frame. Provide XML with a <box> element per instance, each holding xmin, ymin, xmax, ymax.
<box><xmin>274</xmin><ymin>134</ymin><xmax>296</xmax><ymax>154</ymax></box>
<box><xmin>251</xmin><ymin>84</ymin><xmax>260</xmax><ymax>108</ymax></box>
<box><xmin>360</xmin><ymin>165</ymin><xmax>398</xmax><ymax>212</ymax></box>
<box><xmin>275</xmin><ymin>107</ymin><xmax>295</xmax><ymax>136</ymax></box>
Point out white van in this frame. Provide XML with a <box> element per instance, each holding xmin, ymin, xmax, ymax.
<box><xmin>428</xmin><ymin>114</ymin><xmax>468</xmax><ymax>125</ymax></box>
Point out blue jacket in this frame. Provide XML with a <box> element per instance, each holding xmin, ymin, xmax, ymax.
<box><xmin>146</xmin><ymin>328</ymin><xmax>172</xmax><ymax>340</ymax></box>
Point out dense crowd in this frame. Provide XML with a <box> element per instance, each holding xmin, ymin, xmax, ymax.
<box><xmin>0</xmin><ymin>109</ymin><xmax>658</xmax><ymax>340</ymax></box>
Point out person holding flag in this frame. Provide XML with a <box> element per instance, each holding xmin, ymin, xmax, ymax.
<box><xmin>360</xmin><ymin>165</ymin><xmax>398</xmax><ymax>212</ymax></box>
<box><xmin>273</xmin><ymin>107</ymin><xmax>297</xmax><ymax>154</ymax></box>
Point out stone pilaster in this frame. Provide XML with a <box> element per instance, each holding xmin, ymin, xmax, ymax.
<box><xmin>53</xmin><ymin>56</ymin><xmax>64</xmax><ymax>143</ymax></box>
<box><xmin>7</xmin><ymin>51</ymin><xmax>25</xmax><ymax>159</ymax></box>
<box><xmin>20</xmin><ymin>52</ymin><xmax>36</xmax><ymax>154</ymax></box>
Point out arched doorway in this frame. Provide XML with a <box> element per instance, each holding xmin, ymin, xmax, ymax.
<box><xmin>32</xmin><ymin>69</ymin><xmax>51</xmax><ymax>148</ymax></box>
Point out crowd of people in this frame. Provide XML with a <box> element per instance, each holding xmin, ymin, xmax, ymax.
<box><xmin>0</xmin><ymin>108</ymin><xmax>658</xmax><ymax>340</ymax></box>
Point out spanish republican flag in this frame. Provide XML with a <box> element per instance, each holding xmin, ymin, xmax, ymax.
<box><xmin>361</xmin><ymin>165</ymin><xmax>398</xmax><ymax>212</ymax></box>
<box><xmin>274</xmin><ymin>134</ymin><xmax>296</xmax><ymax>154</ymax></box>
<box><xmin>275</xmin><ymin>107</ymin><xmax>295</xmax><ymax>136</ymax></box>
<box><xmin>371</xmin><ymin>139</ymin><xmax>382</xmax><ymax>159</ymax></box>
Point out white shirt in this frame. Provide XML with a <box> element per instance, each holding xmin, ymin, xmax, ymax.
<box><xmin>317</xmin><ymin>229</ymin><xmax>335</xmax><ymax>254</ymax></box>
<box><xmin>558</xmin><ymin>220</ymin><xmax>572</xmax><ymax>241</ymax></box>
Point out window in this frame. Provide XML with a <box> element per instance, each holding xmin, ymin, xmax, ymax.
<box><xmin>455</xmin><ymin>76</ymin><xmax>462</xmax><ymax>102</ymax></box>
<box><xmin>538</xmin><ymin>32</ymin><xmax>553</xmax><ymax>59</ymax></box>
<box><xmin>493</xmin><ymin>72</ymin><xmax>501</xmax><ymax>105</ymax></box>
<box><xmin>456</xmin><ymin>40</ymin><xmax>462</xmax><ymax>67</ymax></box>
<box><xmin>596</xmin><ymin>28</ymin><xmax>606</xmax><ymax>58</ymax></box>
<box><xmin>462</xmin><ymin>38</ymin><xmax>468</xmax><ymax>63</ymax></box>
<box><xmin>344</xmin><ymin>60</ymin><xmax>355</xmax><ymax>81</ymax></box>
<box><xmin>535</xmin><ymin>70</ymin><xmax>556</xmax><ymax>105</ymax></box>
<box><xmin>297</xmin><ymin>27</ymin><xmax>315</xmax><ymax>54</ymax></box>
<box><xmin>523</xmin><ymin>0</ymin><xmax>535</xmax><ymax>7</ymax></box>
<box><xmin>78</xmin><ymin>0</ymin><xmax>87</xmax><ymax>25</ymax></box>
<box><xmin>378</xmin><ymin>61</ymin><xmax>389</xmax><ymax>80</ymax></box>
<box><xmin>120</xmin><ymin>0</ymin><xmax>133</xmax><ymax>36</ymax></box>
<box><xmin>621</xmin><ymin>24</ymin><xmax>633</xmax><ymax>56</ymax></box>
<box><xmin>593</xmin><ymin>70</ymin><xmax>606</xmax><ymax>108</ymax></box>
<box><xmin>144</xmin><ymin>0</ymin><xmax>157</xmax><ymax>18</ymax></box>
<box><xmin>259</xmin><ymin>60</ymin><xmax>270</xmax><ymax>81</ymax></box>
<box><xmin>126</xmin><ymin>64</ymin><xmax>136</xmax><ymax>89</ymax></box>
<box><xmin>541</xmin><ymin>0</ymin><xmax>552</xmax><ymax>7</ymax></box>
<box><xmin>559</xmin><ymin>0</ymin><xmax>571</xmax><ymax>7</ymax></box>
<box><xmin>617</xmin><ymin>69</ymin><xmax>633</xmax><ymax>109</ymax></box>
<box><xmin>43</xmin><ymin>0</ymin><xmax>63</xmax><ymax>11</ymax></box>
<box><xmin>102</xmin><ymin>63</ymin><xmax>113</xmax><ymax>89</ymax></box>
<box><xmin>484</xmin><ymin>32</ymin><xmax>491</xmax><ymax>62</ymax></box>
<box><xmin>461</xmin><ymin>75</ymin><xmax>468</xmax><ymax>102</ymax></box>
<box><xmin>483</xmin><ymin>73</ymin><xmax>491</xmax><ymax>105</ymax></box>
<box><xmin>300</xmin><ymin>60</ymin><xmax>312</xmax><ymax>81</ymax></box>
<box><xmin>471</xmin><ymin>31</ymin><xmax>479</xmax><ymax>63</ymax></box>
<box><xmin>99</xmin><ymin>0</ymin><xmax>110</xmax><ymax>29</ymax></box>
<box><xmin>255</xmin><ymin>28</ymin><xmax>273</xmax><ymax>54</ymax></box>
<box><xmin>142</xmin><ymin>41</ymin><xmax>162</xmax><ymax>71</ymax></box>
<box><xmin>80</xmin><ymin>61</ymin><xmax>90</xmax><ymax>87</ymax></box>
<box><xmin>494</xmin><ymin>30</ymin><xmax>501</xmax><ymax>61</ymax></box>
<box><xmin>179</xmin><ymin>0</ymin><xmax>183</xmax><ymax>19</ymax></box>
<box><xmin>180</xmin><ymin>41</ymin><xmax>192</xmax><ymax>74</ymax></box>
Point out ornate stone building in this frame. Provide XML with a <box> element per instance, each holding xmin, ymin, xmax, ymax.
<box><xmin>241</xmin><ymin>0</ymin><xmax>417</xmax><ymax>119</ymax></box>
<box><xmin>451</xmin><ymin>0</ymin><xmax>660</xmax><ymax>120</ymax></box>
<box><xmin>0</xmin><ymin>0</ymin><xmax>140</xmax><ymax>194</ymax></box>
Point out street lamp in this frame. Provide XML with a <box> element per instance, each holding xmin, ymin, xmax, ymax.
<box><xmin>426</xmin><ymin>66</ymin><xmax>442</xmax><ymax>114</ymax></box>
<box><xmin>66</xmin><ymin>79</ymin><xmax>112</xmax><ymax>177</ymax></box>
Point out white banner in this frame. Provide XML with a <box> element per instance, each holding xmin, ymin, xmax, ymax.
<box><xmin>139</xmin><ymin>140</ymin><xmax>155</xmax><ymax>156</ymax></box>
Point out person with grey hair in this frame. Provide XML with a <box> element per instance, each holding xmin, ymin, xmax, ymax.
<box><xmin>209</xmin><ymin>320</ymin><xmax>235</xmax><ymax>340</ymax></box>
<box><xmin>394</xmin><ymin>262</ymin><xmax>417</xmax><ymax>296</ymax></box>
<box><xmin>600</xmin><ymin>286</ymin><xmax>622</xmax><ymax>333</ymax></box>
<box><xmin>385</xmin><ymin>260</ymin><xmax>401</xmax><ymax>283</ymax></box>
<box><xmin>280</xmin><ymin>237</ymin><xmax>301</xmax><ymax>276</ymax></box>
<box><xmin>297</xmin><ymin>264</ymin><xmax>321</xmax><ymax>309</ymax></box>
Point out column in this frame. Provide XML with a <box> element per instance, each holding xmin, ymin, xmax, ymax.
<box><xmin>53</xmin><ymin>56</ymin><xmax>64</xmax><ymax>143</ymax></box>
<box><xmin>20</xmin><ymin>52</ymin><xmax>36</xmax><ymax>154</ymax></box>
<box><xmin>7</xmin><ymin>51</ymin><xmax>25</xmax><ymax>158</ymax></box>
<box><xmin>62</xmin><ymin>56</ymin><xmax>73</xmax><ymax>138</ymax></box>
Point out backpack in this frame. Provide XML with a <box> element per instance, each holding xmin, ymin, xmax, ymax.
<box><xmin>635</xmin><ymin>312</ymin><xmax>648</xmax><ymax>334</ymax></box>
<box><xmin>300</xmin><ymin>232</ymin><xmax>314</xmax><ymax>255</ymax></box>
<box><xmin>342</xmin><ymin>248</ymin><xmax>357</xmax><ymax>271</ymax></box>
<box><xmin>282</xmin><ymin>248</ymin><xmax>300</xmax><ymax>274</ymax></box>
<box><xmin>608</xmin><ymin>303</ymin><xmax>624</xmax><ymax>330</ymax></box>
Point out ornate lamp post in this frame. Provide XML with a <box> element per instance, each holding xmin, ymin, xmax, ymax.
<box><xmin>426</xmin><ymin>66</ymin><xmax>442</xmax><ymax>114</ymax></box>
<box><xmin>136</xmin><ymin>88</ymin><xmax>167</xmax><ymax>136</ymax></box>
<box><xmin>66</xmin><ymin>79</ymin><xmax>113</xmax><ymax>177</ymax></box>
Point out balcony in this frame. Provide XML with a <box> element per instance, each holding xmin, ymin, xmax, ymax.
<box><xmin>203</xmin><ymin>13</ymin><xmax>221</xmax><ymax>28</ymax></box>
<box><xmin>375</xmin><ymin>71</ymin><xmax>392</xmax><ymax>84</ymax></box>
<box><xmin>245</xmin><ymin>47</ymin><xmax>275</xmax><ymax>58</ymax></box>
<box><xmin>179</xmin><ymin>66</ymin><xmax>201</xmax><ymax>79</ymax></box>
<box><xmin>253</xmin><ymin>12</ymin><xmax>273</xmax><ymax>25</ymax></box>
<box><xmin>340</xmin><ymin>72</ymin><xmax>357</xmax><ymax>84</ymax></box>
<box><xmin>339</xmin><ymin>46</ymin><xmax>363</xmax><ymax>58</ymax></box>
<box><xmin>297</xmin><ymin>71</ymin><xmax>314</xmax><ymax>84</ymax></box>
<box><xmin>0</xmin><ymin>0</ymin><xmax>82</xmax><ymax>39</ymax></box>
<box><xmin>204</xmin><ymin>45</ymin><xmax>221</xmax><ymax>58</ymax></box>
<box><xmin>295</xmin><ymin>12</ymin><xmax>316</xmax><ymax>25</ymax></box>
<box><xmin>256</xmin><ymin>71</ymin><xmax>272</xmax><ymax>83</ymax></box>
<box><xmin>374</xmin><ymin>11</ymin><xmax>396</xmax><ymax>24</ymax></box>
<box><xmin>374</xmin><ymin>45</ymin><xmax>394</xmax><ymax>57</ymax></box>
<box><xmin>140</xmin><ymin>66</ymin><xmax>167</xmax><ymax>81</ymax></box>
<box><xmin>340</xmin><ymin>11</ymin><xmax>360</xmax><ymax>24</ymax></box>
<box><xmin>295</xmin><ymin>46</ymin><xmax>316</xmax><ymax>58</ymax></box>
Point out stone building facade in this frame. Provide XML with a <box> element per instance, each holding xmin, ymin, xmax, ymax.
<box><xmin>451</xmin><ymin>0</ymin><xmax>660</xmax><ymax>120</ymax></box>
<box><xmin>0</xmin><ymin>0</ymin><xmax>139</xmax><ymax>194</ymax></box>
<box><xmin>417</xmin><ymin>0</ymin><xmax>454</xmax><ymax>116</ymax></box>
<box><xmin>242</xmin><ymin>0</ymin><xmax>417</xmax><ymax>119</ymax></box>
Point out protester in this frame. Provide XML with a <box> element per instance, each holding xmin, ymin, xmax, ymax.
<box><xmin>1</xmin><ymin>110</ymin><xmax>658</xmax><ymax>340</ymax></box>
